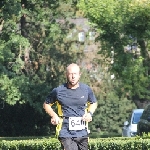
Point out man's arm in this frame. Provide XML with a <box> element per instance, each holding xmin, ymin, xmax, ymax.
<box><xmin>43</xmin><ymin>102</ymin><xmax>57</xmax><ymax>117</ymax></box>
<box><xmin>43</xmin><ymin>102</ymin><xmax>60</xmax><ymax>125</ymax></box>
<box><xmin>82</xmin><ymin>102</ymin><xmax>98</xmax><ymax>122</ymax></box>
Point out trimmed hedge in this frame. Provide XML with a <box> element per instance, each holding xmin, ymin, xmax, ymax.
<box><xmin>1</xmin><ymin>137</ymin><xmax>150</xmax><ymax>150</ymax></box>
<box><xmin>0</xmin><ymin>138</ymin><xmax>61</xmax><ymax>150</ymax></box>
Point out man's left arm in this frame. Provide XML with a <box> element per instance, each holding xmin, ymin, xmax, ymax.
<box><xmin>82</xmin><ymin>102</ymin><xmax>98</xmax><ymax>122</ymax></box>
<box><xmin>82</xmin><ymin>86</ymin><xmax>98</xmax><ymax>122</ymax></box>
<box><xmin>87</xmin><ymin>86</ymin><xmax>98</xmax><ymax>115</ymax></box>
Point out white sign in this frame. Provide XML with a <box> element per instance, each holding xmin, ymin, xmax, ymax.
<box><xmin>69</xmin><ymin>117</ymin><xmax>86</xmax><ymax>130</ymax></box>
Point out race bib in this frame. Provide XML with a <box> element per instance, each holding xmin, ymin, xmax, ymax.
<box><xmin>69</xmin><ymin>117</ymin><xmax>86</xmax><ymax>130</ymax></box>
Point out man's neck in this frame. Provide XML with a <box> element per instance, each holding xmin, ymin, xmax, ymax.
<box><xmin>67</xmin><ymin>82</ymin><xmax>79</xmax><ymax>89</ymax></box>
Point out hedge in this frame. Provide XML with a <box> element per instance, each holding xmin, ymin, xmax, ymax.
<box><xmin>1</xmin><ymin>136</ymin><xmax>150</xmax><ymax>150</ymax></box>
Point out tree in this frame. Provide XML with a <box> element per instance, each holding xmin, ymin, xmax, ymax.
<box><xmin>0</xmin><ymin>0</ymin><xmax>85</xmax><ymax>136</ymax></box>
<box><xmin>0</xmin><ymin>0</ymin><xmax>80</xmax><ymax>107</ymax></box>
<box><xmin>83</xmin><ymin>60</ymin><xmax>137</xmax><ymax>136</ymax></box>
<box><xmin>78</xmin><ymin>0</ymin><xmax>150</xmax><ymax>107</ymax></box>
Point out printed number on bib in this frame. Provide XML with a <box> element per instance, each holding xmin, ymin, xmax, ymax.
<box><xmin>69</xmin><ymin>117</ymin><xmax>86</xmax><ymax>130</ymax></box>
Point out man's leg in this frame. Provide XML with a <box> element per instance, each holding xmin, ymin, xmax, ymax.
<box><xmin>58</xmin><ymin>137</ymin><xmax>79</xmax><ymax>150</ymax></box>
<box><xmin>74</xmin><ymin>136</ymin><xmax>88</xmax><ymax>150</ymax></box>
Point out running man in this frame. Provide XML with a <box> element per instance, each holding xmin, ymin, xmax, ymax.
<box><xmin>43</xmin><ymin>63</ymin><xmax>97</xmax><ymax>150</ymax></box>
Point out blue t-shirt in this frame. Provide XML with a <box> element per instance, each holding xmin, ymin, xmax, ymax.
<box><xmin>45</xmin><ymin>82</ymin><xmax>97</xmax><ymax>137</ymax></box>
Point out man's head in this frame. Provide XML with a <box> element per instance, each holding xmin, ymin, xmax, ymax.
<box><xmin>66</xmin><ymin>63</ymin><xmax>81</xmax><ymax>87</ymax></box>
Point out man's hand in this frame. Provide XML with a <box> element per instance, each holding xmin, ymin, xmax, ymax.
<box><xmin>43</xmin><ymin>103</ymin><xmax>60</xmax><ymax>125</ymax></box>
<box><xmin>82</xmin><ymin>113</ymin><xmax>92</xmax><ymax>122</ymax></box>
<box><xmin>51</xmin><ymin>115</ymin><xmax>60</xmax><ymax>125</ymax></box>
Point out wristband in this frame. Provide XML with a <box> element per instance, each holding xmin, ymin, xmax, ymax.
<box><xmin>88</xmin><ymin>111</ymin><xmax>93</xmax><ymax>116</ymax></box>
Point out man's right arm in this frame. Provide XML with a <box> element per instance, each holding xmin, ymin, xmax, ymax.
<box><xmin>43</xmin><ymin>88</ymin><xmax>60</xmax><ymax>125</ymax></box>
<box><xmin>43</xmin><ymin>103</ymin><xmax>60</xmax><ymax>125</ymax></box>
<box><xmin>43</xmin><ymin>102</ymin><xmax>57</xmax><ymax>117</ymax></box>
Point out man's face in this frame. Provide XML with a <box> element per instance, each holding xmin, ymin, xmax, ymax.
<box><xmin>66</xmin><ymin>65</ymin><xmax>80</xmax><ymax>86</ymax></box>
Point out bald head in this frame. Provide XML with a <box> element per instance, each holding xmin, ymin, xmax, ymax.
<box><xmin>66</xmin><ymin>63</ymin><xmax>80</xmax><ymax>73</ymax></box>
<box><xmin>66</xmin><ymin>63</ymin><xmax>81</xmax><ymax>87</ymax></box>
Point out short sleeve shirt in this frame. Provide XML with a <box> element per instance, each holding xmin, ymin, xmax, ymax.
<box><xmin>45</xmin><ymin>82</ymin><xmax>97</xmax><ymax>137</ymax></box>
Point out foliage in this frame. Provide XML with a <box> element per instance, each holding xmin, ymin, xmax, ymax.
<box><xmin>0</xmin><ymin>0</ymin><xmax>85</xmax><ymax>136</ymax></box>
<box><xmin>88</xmin><ymin>69</ymin><xmax>137</xmax><ymax>135</ymax></box>
<box><xmin>0</xmin><ymin>103</ymin><xmax>55</xmax><ymax>136</ymax></box>
<box><xmin>0</xmin><ymin>0</ymin><xmax>82</xmax><ymax>108</ymax></box>
<box><xmin>1</xmin><ymin>0</ymin><xmax>148</xmax><ymax>138</ymax></box>
<box><xmin>78</xmin><ymin>0</ymin><xmax>150</xmax><ymax>102</ymax></box>
<box><xmin>1</xmin><ymin>137</ymin><xmax>150</xmax><ymax>150</ymax></box>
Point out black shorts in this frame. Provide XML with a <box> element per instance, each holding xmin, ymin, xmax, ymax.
<box><xmin>58</xmin><ymin>136</ymin><xmax>88</xmax><ymax>150</ymax></box>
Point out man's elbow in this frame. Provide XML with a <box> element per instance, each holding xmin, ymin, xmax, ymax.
<box><xmin>43</xmin><ymin>102</ymin><xmax>47</xmax><ymax>109</ymax></box>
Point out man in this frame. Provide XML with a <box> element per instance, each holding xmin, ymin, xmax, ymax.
<box><xmin>43</xmin><ymin>63</ymin><xmax>97</xmax><ymax>150</ymax></box>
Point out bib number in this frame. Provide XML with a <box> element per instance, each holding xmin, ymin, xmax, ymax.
<box><xmin>69</xmin><ymin>117</ymin><xmax>86</xmax><ymax>130</ymax></box>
